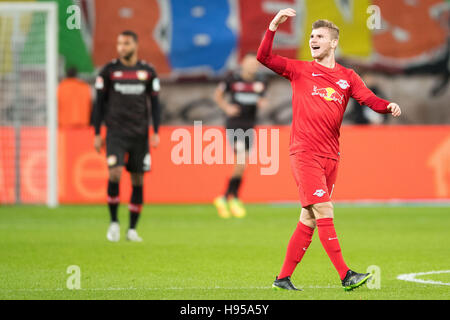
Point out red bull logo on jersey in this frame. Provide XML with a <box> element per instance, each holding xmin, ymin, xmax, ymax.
<box><xmin>311</xmin><ymin>86</ymin><xmax>344</xmax><ymax>104</ymax></box>
<box><xmin>313</xmin><ymin>189</ymin><xmax>326</xmax><ymax>197</ymax></box>
<box><xmin>336</xmin><ymin>79</ymin><xmax>350</xmax><ymax>89</ymax></box>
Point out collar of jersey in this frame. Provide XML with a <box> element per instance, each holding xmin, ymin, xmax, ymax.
<box><xmin>312</xmin><ymin>60</ymin><xmax>340</xmax><ymax>73</ymax></box>
<box><xmin>117</xmin><ymin>58</ymin><xmax>140</xmax><ymax>69</ymax></box>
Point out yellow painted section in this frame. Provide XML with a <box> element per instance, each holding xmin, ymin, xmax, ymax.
<box><xmin>300</xmin><ymin>0</ymin><xmax>373</xmax><ymax>61</ymax></box>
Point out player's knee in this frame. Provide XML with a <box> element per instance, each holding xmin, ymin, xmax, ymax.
<box><xmin>109</xmin><ymin>177</ymin><xmax>120</xmax><ymax>184</ymax></box>
<box><xmin>300</xmin><ymin>215</ymin><xmax>316</xmax><ymax>229</ymax></box>
<box><xmin>107</xmin><ymin>180</ymin><xmax>119</xmax><ymax>197</ymax></box>
<box><xmin>311</xmin><ymin>202</ymin><xmax>334</xmax><ymax>219</ymax></box>
<box><xmin>232</xmin><ymin>162</ymin><xmax>246</xmax><ymax>176</ymax></box>
<box><xmin>300</xmin><ymin>207</ymin><xmax>316</xmax><ymax>228</ymax></box>
<box><xmin>131</xmin><ymin>173</ymin><xmax>144</xmax><ymax>186</ymax></box>
<box><xmin>108</xmin><ymin>167</ymin><xmax>122</xmax><ymax>182</ymax></box>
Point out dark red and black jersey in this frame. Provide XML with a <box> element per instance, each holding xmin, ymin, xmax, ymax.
<box><xmin>93</xmin><ymin>59</ymin><xmax>160</xmax><ymax>137</ymax></box>
<box><xmin>219</xmin><ymin>72</ymin><xmax>267</xmax><ymax>130</ymax></box>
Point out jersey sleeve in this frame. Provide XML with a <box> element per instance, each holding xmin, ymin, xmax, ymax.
<box><xmin>92</xmin><ymin>64</ymin><xmax>111</xmax><ymax>134</ymax></box>
<box><xmin>146</xmin><ymin>66</ymin><xmax>160</xmax><ymax>96</ymax></box>
<box><xmin>256</xmin><ymin>29</ymin><xmax>298</xmax><ymax>80</ymax></box>
<box><xmin>146</xmin><ymin>66</ymin><xmax>161</xmax><ymax>134</ymax></box>
<box><xmin>350</xmin><ymin>70</ymin><xmax>391</xmax><ymax>114</ymax></box>
<box><xmin>94</xmin><ymin>66</ymin><xmax>110</xmax><ymax>91</ymax></box>
<box><xmin>217</xmin><ymin>74</ymin><xmax>232</xmax><ymax>94</ymax></box>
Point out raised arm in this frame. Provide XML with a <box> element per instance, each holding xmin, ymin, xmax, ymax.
<box><xmin>351</xmin><ymin>71</ymin><xmax>401</xmax><ymax>117</ymax></box>
<box><xmin>257</xmin><ymin>8</ymin><xmax>297</xmax><ymax>79</ymax></box>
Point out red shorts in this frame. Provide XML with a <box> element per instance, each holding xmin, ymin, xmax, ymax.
<box><xmin>290</xmin><ymin>152</ymin><xmax>339</xmax><ymax>208</ymax></box>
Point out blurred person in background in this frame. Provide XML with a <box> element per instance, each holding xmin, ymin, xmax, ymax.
<box><xmin>92</xmin><ymin>30</ymin><xmax>161</xmax><ymax>242</ymax></box>
<box><xmin>57</xmin><ymin>66</ymin><xmax>92</xmax><ymax>127</ymax></box>
<box><xmin>213</xmin><ymin>52</ymin><xmax>268</xmax><ymax>219</ymax></box>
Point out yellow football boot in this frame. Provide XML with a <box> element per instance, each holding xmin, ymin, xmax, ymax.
<box><xmin>214</xmin><ymin>196</ymin><xmax>231</xmax><ymax>219</ymax></box>
<box><xmin>228</xmin><ymin>198</ymin><xmax>246</xmax><ymax>218</ymax></box>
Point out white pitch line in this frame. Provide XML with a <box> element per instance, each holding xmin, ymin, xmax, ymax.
<box><xmin>0</xmin><ymin>285</ymin><xmax>340</xmax><ymax>292</ymax></box>
<box><xmin>397</xmin><ymin>270</ymin><xmax>450</xmax><ymax>286</ymax></box>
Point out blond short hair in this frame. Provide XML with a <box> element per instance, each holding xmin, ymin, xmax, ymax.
<box><xmin>312</xmin><ymin>19</ymin><xmax>339</xmax><ymax>39</ymax></box>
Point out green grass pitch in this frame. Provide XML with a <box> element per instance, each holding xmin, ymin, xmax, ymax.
<box><xmin>0</xmin><ymin>204</ymin><xmax>449</xmax><ymax>300</ymax></box>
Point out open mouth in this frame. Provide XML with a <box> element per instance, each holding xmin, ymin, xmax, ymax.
<box><xmin>311</xmin><ymin>45</ymin><xmax>320</xmax><ymax>51</ymax></box>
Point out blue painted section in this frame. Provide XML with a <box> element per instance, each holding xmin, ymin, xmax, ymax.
<box><xmin>168</xmin><ymin>0</ymin><xmax>237</xmax><ymax>74</ymax></box>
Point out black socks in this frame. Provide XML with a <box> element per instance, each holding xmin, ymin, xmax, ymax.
<box><xmin>225</xmin><ymin>176</ymin><xmax>242</xmax><ymax>198</ymax></box>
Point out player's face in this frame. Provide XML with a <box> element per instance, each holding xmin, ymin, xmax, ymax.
<box><xmin>309</xmin><ymin>28</ymin><xmax>337</xmax><ymax>60</ymax></box>
<box><xmin>117</xmin><ymin>35</ymin><xmax>137</xmax><ymax>60</ymax></box>
<box><xmin>241</xmin><ymin>55</ymin><xmax>259</xmax><ymax>76</ymax></box>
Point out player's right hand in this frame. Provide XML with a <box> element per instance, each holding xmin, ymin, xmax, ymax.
<box><xmin>94</xmin><ymin>135</ymin><xmax>103</xmax><ymax>153</ymax></box>
<box><xmin>269</xmin><ymin>8</ymin><xmax>296</xmax><ymax>31</ymax></box>
<box><xmin>387</xmin><ymin>103</ymin><xmax>401</xmax><ymax>117</ymax></box>
<box><xmin>225</xmin><ymin>104</ymin><xmax>240</xmax><ymax>117</ymax></box>
<box><xmin>151</xmin><ymin>133</ymin><xmax>160</xmax><ymax>148</ymax></box>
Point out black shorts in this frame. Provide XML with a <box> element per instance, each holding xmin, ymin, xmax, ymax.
<box><xmin>106</xmin><ymin>132</ymin><xmax>150</xmax><ymax>173</ymax></box>
<box><xmin>226</xmin><ymin>126</ymin><xmax>255</xmax><ymax>153</ymax></box>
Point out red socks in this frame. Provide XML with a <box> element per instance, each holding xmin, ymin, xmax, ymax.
<box><xmin>278</xmin><ymin>222</ymin><xmax>314</xmax><ymax>279</ymax></box>
<box><xmin>278</xmin><ymin>218</ymin><xmax>350</xmax><ymax>281</ymax></box>
<box><xmin>316</xmin><ymin>218</ymin><xmax>349</xmax><ymax>280</ymax></box>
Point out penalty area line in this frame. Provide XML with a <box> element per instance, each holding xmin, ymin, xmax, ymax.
<box><xmin>397</xmin><ymin>270</ymin><xmax>450</xmax><ymax>286</ymax></box>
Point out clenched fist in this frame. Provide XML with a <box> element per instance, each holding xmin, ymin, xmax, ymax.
<box><xmin>269</xmin><ymin>8</ymin><xmax>296</xmax><ymax>31</ymax></box>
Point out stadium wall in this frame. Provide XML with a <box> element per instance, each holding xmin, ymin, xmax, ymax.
<box><xmin>1</xmin><ymin>125</ymin><xmax>449</xmax><ymax>204</ymax></box>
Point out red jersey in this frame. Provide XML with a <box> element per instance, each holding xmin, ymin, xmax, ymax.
<box><xmin>257</xmin><ymin>29</ymin><xmax>391</xmax><ymax>159</ymax></box>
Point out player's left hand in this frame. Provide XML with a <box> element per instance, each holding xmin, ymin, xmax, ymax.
<box><xmin>151</xmin><ymin>133</ymin><xmax>160</xmax><ymax>148</ymax></box>
<box><xmin>94</xmin><ymin>135</ymin><xmax>104</xmax><ymax>153</ymax></box>
<box><xmin>387</xmin><ymin>103</ymin><xmax>401</xmax><ymax>117</ymax></box>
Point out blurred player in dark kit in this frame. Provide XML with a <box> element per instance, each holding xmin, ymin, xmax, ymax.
<box><xmin>93</xmin><ymin>30</ymin><xmax>161</xmax><ymax>242</ymax></box>
<box><xmin>213</xmin><ymin>53</ymin><xmax>268</xmax><ymax>218</ymax></box>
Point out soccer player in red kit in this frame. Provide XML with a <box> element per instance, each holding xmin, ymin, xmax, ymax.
<box><xmin>257</xmin><ymin>8</ymin><xmax>401</xmax><ymax>291</ymax></box>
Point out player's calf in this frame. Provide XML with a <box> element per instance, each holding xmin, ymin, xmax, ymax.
<box><xmin>106</xmin><ymin>180</ymin><xmax>120</xmax><ymax>242</ymax></box>
<box><xmin>107</xmin><ymin>180</ymin><xmax>120</xmax><ymax>223</ymax></box>
<box><xmin>127</xmin><ymin>184</ymin><xmax>143</xmax><ymax>241</ymax></box>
